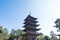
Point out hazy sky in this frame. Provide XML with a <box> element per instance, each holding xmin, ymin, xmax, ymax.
<box><xmin>0</xmin><ymin>0</ymin><xmax>60</xmax><ymax>36</ymax></box>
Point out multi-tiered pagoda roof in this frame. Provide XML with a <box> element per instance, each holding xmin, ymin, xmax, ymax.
<box><xmin>23</xmin><ymin>15</ymin><xmax>41</xmax><ymax>35</ymax></box>
<box><xmin>23</xmin><ymin>15</ymin><xmax>41</xmax><ymax>40</ymax></box>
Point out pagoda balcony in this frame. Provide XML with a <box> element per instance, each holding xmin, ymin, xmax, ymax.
<box><xmin>23</xmin><ymin>28</ymin><xmax>41</xmax><ymax>32</ymax></box>
<box><xmin>27</xmin><ymin>31</ymin><xmax>42</xmax><ymax>35</ymax></box>
<box><xmin>24</xmin><ymin>19</ymin><xmax>38</xmax><ymax>24</ymax></box>
<box><xmin>24</xmin><ymin>21</ymin><xmax>38</xmax><ymax>25</ymax></box>
<box><xmin>23</xmin><ymin>25</ymin><xmax>37</xmax><ymax>28</ymax></box>
<box><xmin>23</xmin><ymin>25</ymin><xmax>41</xmax><ymax>30</ymax></box>
<box><xmin>23</xmin><ymin>23</ymin><xmax>39</xmax><ymax>27</ymax></box>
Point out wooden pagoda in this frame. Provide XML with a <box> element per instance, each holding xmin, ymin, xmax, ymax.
<box><xmin>23</xmin><ymin>15</ymin><xmax>41</xmax><ymax>40</ymax></box>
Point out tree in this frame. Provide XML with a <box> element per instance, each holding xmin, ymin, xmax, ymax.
<box><xmin>0</xmin><ymin>26</ymin><xmax>3</xmax><ymax>40</ymax></box>
<box><xmin>0</xmin><ymin>26</ymin><xmax>3</xmax><ymax>33</ymax></box>
<box><xmin>39</xmin><ymin>34</ymin><xmax>50</xmax><ymax>40</ymax></box>
<box><xmin>50</xmin><ymin>31</ymin><xmax>57</xmax><ymax>40</ymax></box>
<box><xmin>39</xmin><ymin>34</ymin><xmax>45</xmax><ymax>40</ymax></box>
<box><xmin>44</xmin><ymin>36</ymin><xmax>50</xmax><ymax>40</ymax></box>
<box><xmin>3</xmin><ymin>28</ymin><xmax>9</xmax><ymax>40</ymax></box>
<box><xmin>10</xmin><ymin>29</ymin><xmax>16</xmax><ymax>39</ymax></box>
<box><xmin>10</xmin><ymin>29</ymin><xmax>24</xmax><ymax>40</ymax></box>
<box><xmin>54</xmin><ymin>18</ymin><xmax>60</xmax><ymax>29</ymax></box>
<box><xmin>16</xmin><ymin>29</ymin><xmax>23</xmax><ymax>36</ymax></box>
<box><xmin>15</xmin><ymin>29</ymin><xmax>22</xmax><ymax>40</ymax></box>
<box><xmin>0</xmin><ymin>26</ymin><xmax>9</xmax><ymax>40</ymax></box>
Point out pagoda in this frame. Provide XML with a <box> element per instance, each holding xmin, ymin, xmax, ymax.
<box><xmin>23</xmin><ymin>15</ymin><xmax>41</xmax><ymax>40</ymax></box>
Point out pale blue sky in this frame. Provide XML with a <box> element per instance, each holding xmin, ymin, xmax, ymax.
<box><xmin>0</xmin><ymin>0</ymin><xmax>60</xmax><ymax>36</ymax></box>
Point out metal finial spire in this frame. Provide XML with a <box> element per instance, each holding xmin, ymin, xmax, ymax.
<box><xmin>29</xmin><ymin>11</ymin><xmax>31</xmax><ymax>16</ymax></box>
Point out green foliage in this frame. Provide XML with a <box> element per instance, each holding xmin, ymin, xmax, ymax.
<box><xmin>15</xmin><ymin>29</ymin><xmax>23</xmax><ymax>36</ymax></box>
<box><xmin>3</xmin><ymin>28</ymin><xmax>9</xmax><ymax>40</ymax></box>
<box><xmin>0</xmin><ymin>26</ymin><xmax>2</xmax><ymax>30</ymax></box>
<box><xmin>55</xmin><ymin>18</ymin><xmax>60</xmax><ymax>28</ymax></box>
<box><xmin>10</xmin><ymin>29</ymin><xmax>16</xmax><ymax>39</ymax></box>
<box><xmin>0</xmin><ymin>26</ymin><xmax>9</xmax><ymax>40</ymax></box>
<box><xmin>10</xmin><ymin>29</ymin><xmax>24</xmax><ymax>40</ymax></box>
<box><xmin>44</xmin><ymin>36</ymin><xmax>50</xmax><ymax>40</ymax></box>
<box><xmin>39</xmin><ymin>35</ymin><xmax>45</xmax><ymax>40</ymax></box>
<box><xmin>38</xmin><ymin>35</ymin><xmax>50</xmax><ymax>40</ymax></box>
<box><xmin>21</xmin><ymin>37</ymin><xmax>26</xmax><ymax>40</ymax></box>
